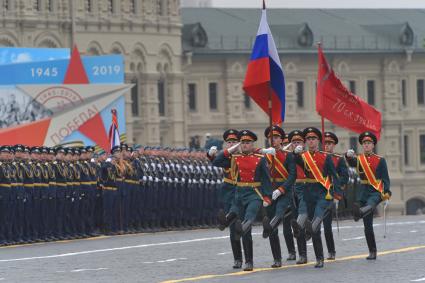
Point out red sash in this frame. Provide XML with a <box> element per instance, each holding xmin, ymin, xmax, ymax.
<box><xmin>302</xmin><ymin>151</ymin><xmax>332</xmax><ymax>192</ymax></box>
<box><xmin>358</xmin><ymin>154</ymin><xmax>383</xmax><ymax>194</ymax></box>
<box><xmin>265</xmin><ymin>153</ymin><xmax>289</xmax><ymax>180</ymax></box>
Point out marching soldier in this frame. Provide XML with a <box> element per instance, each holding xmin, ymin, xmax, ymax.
<box><xmin>208</xmin><ymin>129</ymin><xmax>244</xmax><ymax>269</ymax></box>
<box><xmin>346</xmin><ymin>131</ymin><xmax>391</xmax><ymax>260</ymax></box>
<box><xmin>289</xmin><ymin>130</ymin><xmax>308</xmax><ymax>265</ymax></box>
<box><xmin>214</xmin><ymin>130</ymin><xmax>272</xmax><ymax>271</ymax></box>
<box><xmin>261</xmin><ymin>126</ymin><xmax>296</xmax><ymax>268</ymax></box>
<box><xmin>322</xmin><ymin>132</ymin><xmax>349</xmax><ymax>260</ymax></box>
<box><xmin>292</xmin><ymin>127</ymin><xmax>341</xmax><ymax>268</ymax></box>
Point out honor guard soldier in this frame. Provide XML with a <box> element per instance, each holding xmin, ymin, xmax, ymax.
<box><xmin>12</xmin><ymin>145</ymin><xmax>26</xmax><ymax>243</ymax></box>
<box><xmin>292</xmin><ymin>127</ymin><xmax>341</xmax><ymax>268</ymax></box>
<box><xmin>214</xmin><ymin>130</ymin><xmax>272</xmax><ymax>271</ymax></box>
<box><xmin>288</xmin><ymin>130</ymin><xmax>308</xmax><ymax>265</ymax></box>
<box><xmin>0</xmin><ymin>146</ymin><xmax>12</xmax><ymax>245</ymax></box>
<box><xmin>53</xmin><ymin>147</ymin><xmax>68</xmax><ymax>240</ymax></box>
<box><xmin>45</xmin><ymin>147</ymin><xmax>58</xmax><ymax>241</ymax></box>
<box><xmin>86</xmin><ymin>146</ymin><xmax>100</xmax><ymax>236</ymax></box>
<box><xmin>261</xmin><ymin>126</ymin><xmax>297</xmax><ymax>268</ymax></box>
<box><xmin>19</xmin><ymin>146</ymin><xmax>36</xmax><ymax>243</ymax></box>
<box><xmin>346</xmin><ymin>131</ymin><xmax>391</xmax><ymax>260</ymax></box>
<box><xmin>322</xmin><ymin>132</ymin><xmax>349</xmax><ymax>260</ymax></box>
<box><xmin>208</xmin><ymin>129</ymin><xmax>244</xmax><ymax>269</ymax></box>
<box><xmin>77</xmin><ymin>147</ymin><xmax>91</xmax><ymax>237</ymax></box>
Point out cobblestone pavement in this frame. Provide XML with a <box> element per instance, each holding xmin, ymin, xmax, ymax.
<box><xmin>0</xmin><ymin>215</ymin><xmax>424</xmax><ymax>283</ymax></box>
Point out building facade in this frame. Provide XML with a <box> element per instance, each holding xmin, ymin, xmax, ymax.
<box><xmin>1</xmin><ymin>2</ymin><xmax>425</xmax><ymax>214</ymax></box>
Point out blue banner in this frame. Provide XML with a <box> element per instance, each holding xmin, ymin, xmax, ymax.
<box><xmin>0</xmin><ymin>48</ymin><xmax>70</xmax><ymax>65</ymax></box>
<box><xmin>0</xmin><ymin>55</ymin><xmax>124</xmax><ymax>84</ymax></box>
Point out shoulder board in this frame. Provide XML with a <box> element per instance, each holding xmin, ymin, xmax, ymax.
<box><xmin>0</xmin><ymin>162</ymin><xmax>2</xmax><ymax>166</ymax></box>
<box><xmin>254</xmin><ymin>154</ymin><xmax>264</xmax><ymax>158</ymax></box>
<box><xmin>232</xmin><ymin>154</ymin><xmax>242</xmax><ymax>157</ymax></box>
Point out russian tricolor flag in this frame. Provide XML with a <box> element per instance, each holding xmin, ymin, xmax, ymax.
<box><xmin>108</xmin><ymin>108</ymin><xmax>121</xmax><ymax>150</ymax></box>
<box><xmin>243</xmin><ymin>2</ymin><xmax>286</xmax><ymax>125</ymax></box>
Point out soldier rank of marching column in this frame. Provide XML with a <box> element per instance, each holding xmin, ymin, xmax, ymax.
<box><xmin>209</xmin><ymin>126</ymin><xmax>391</xmax><ymax>271</ymax></box>
<box><xmin>0</xmin><ymin>127</ymin><xmax>392</xmax><ymax>271</ymax></box>
<box><xmin>0</xmin><ymin>143</ymin><xmax>223</xmax><ymax>245</ymax></box>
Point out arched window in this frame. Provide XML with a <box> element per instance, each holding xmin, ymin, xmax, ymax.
<box><xmin>131</xmin><ymin>78</ymin><xmax>139</xmax><ymax>116</ymax></box>
<box><xmin>158</xmin><ymin>79</ymin><xmax>166</xmax><ymax>116</ymax></box>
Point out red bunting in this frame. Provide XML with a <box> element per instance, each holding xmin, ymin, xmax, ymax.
<box><xmin>316</xmin><ymin>45</ymin><xmax>382</xmax><ymax>139</ymax></box>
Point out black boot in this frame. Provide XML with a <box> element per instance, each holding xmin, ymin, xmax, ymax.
<box><xmin>263</xmin><ymin>215</ymin><xmax>282</xmax><ymax>239</ymax></box>
<box><xmin>360</xmin><ymin>205</ymin><xmax>375</xmax><ymax>219</ymax></box>
<box><xmin>306</xmin><ymin>217</ymin><xmax>323</xmax><ymax>235</ymax></box>
<box><xmin>352</xmin><ymin>203</ymin><xmax>361</xmax><ymax>222</ymax></box>
<box><xmin>291</xmin><ymin>214</ymin><xmax>307</xmax><ymax>238</ymax></box>
<box><xmin>262</xmin><ymin>216</ymin><xmax>271</xmax><ymax>239</ymax></box>
<box><xmin>365</xmin><ymin>232</ymin><xmax>377</xmax><ymax>260</ymax></box>
<box><xmin>236</xmin><ymin>219</ymin><xmax>254</xmax><ymax>241</ymax></box>
<box><xmin>283</xmin><ymin>217</ymin><xmax>296</xmax><ymax>260</ymax></box>
<box><xmin>325</xmin><ymin>231</ymin><xmax>336</xmax><ymax>260</ymax></box>
<box><xmin>242</xmin><ymin>238</ymin><xmax>254</xmax><ymax>271</ymax></box>
<box><xmin>296</xmin><ymin>232</ymin><xmax>308</xmax><ymax>264</ymax></box>
<box><xmin>286</xmin><ymin>252</ymin><xmax>296</xmax><ymax>261</ymax></box>
<box><xmin>230</xmin><ymin>239</ymin><xmax>243</xmax><ymax>269</ymax></box>
<box><xmin>217</xmin><ymin>211</ymin><xmax>237</xmax><ymax>231</ymax></box>
<box><xmin>233</xmin><ymin>259</ymin><xmax>243</xmax><ymax>269</ymax></box>
<box><xmin>312</xmin><ymin>234</ymin><xmax>324</xmax><ymax>268</ymax></box>
<box><xmin>234</xmin><ymin>220</ymin><xmax>243</xmax><ymax>241</ymax></box>
<box><xmin>269</xmin><ymin>234</ymin><xmax>282</xmax><ymax>268</ymax></box>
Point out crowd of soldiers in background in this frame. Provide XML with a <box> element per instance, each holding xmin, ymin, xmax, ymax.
<box><xmin>0</xmin><ymin>143</ymin><xmax>223</xmax><ymax>246</ymax></box>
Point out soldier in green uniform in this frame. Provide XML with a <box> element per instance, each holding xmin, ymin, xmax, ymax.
<box><xmin>322</xmin><ymin>132</ymin><xmax>349</xmax><ymax>260</ymax></box>
<box><xmin>214</xmin><ymin>130</ymin><xmax>272</xmax><ymax>271</ymax></box>
<box><xmin>346</xmin><ymin>131</ymin><xmax>391</xmax><ymax>260</ymax></box>
<box><xmin>292</xmin><ymin>127</ymin><xmax>341</xmax><ymax>268</ymax></box>
<box><xmin>289</xmin><ymin>130</ymin><xmax>308</xmax><ymax>265</ymax></box>
<box><xmin>261</xmin><ymin>125</ymin><xmax>296</xmax><ymax>268</ymax></box>
<box><xmin>208</xmin><ymin>129</ymin><xmax>243</xmax><ymax>269</ymax></box>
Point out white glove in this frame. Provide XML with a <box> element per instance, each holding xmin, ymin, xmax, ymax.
<box><xmin>346</xmin><ymin>149</ymin><xmax>355</xmax><ymax>158</ymax></box>
<box><xmin>294</xmin><ymin>145</ymin><xmax>303</xmax><ymax>154</ymax></box>
<box><xmin>263</xmin><ymin>201</ymin><xmax>270</xmax><ymax>207</ymax></box>
<box><xmin>272</xmin><ymin>189</ymin><xmax>282</xmax><ymax>200</ymax></box>
<box><xmin>208</xmin><ymin>146</ymin><xmax>218</xmax><ymax>156</ymax></box>
<box><xmin>260</xmin><ymin>147</ymin><xmax>276</xmax><ymax>155</ymax></box>
<box><xmin>227</xmin><ymin>142</ymin><xmax>241</xmax><ymax>154</ymax></box>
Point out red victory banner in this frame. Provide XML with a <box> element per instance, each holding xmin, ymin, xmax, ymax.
<box><xmin>316</xmin><ymin>45</ymin><xmax>382</xmax><ymax>140</ymax></box>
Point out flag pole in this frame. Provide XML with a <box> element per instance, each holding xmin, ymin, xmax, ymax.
<box><xmin>317</xmin><ymin>42</ymin><xmax>326</xmax><ymax>145</ymax></box>
<box><xmin>265</xmin><ymin>0</ymin><xmax>275</xmax><ymax>212</ymax></box>
<box><xmin>264</xmin><ymin>0</ymin><xmax>273</xmax><ymax>147</ymax></box>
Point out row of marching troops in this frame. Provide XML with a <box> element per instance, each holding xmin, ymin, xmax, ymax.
<box><xmin>0</xmin><ymin>143</ymin><xmax>223</xmax><ymax>246</ymax></box>
<box><xmin>208</xmin><ymin>126</ymin><xmax>391</xmax><ymax>271</ymax></box>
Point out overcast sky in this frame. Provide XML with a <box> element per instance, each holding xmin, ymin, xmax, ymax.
<box><xmin>212</xmin><ymin>0</ymin><xmax>425</xmax><ymax>8</ymax></box>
